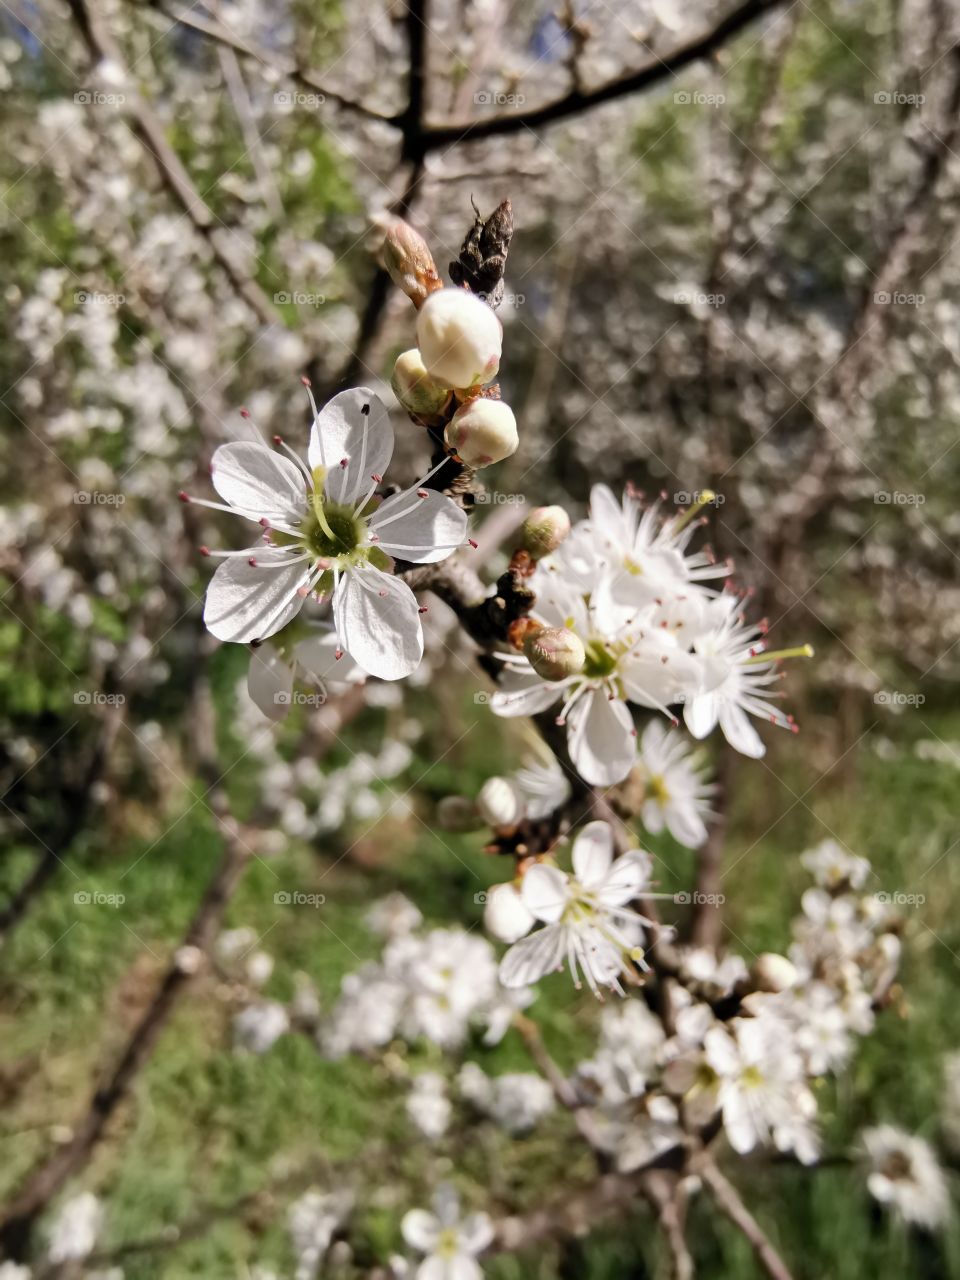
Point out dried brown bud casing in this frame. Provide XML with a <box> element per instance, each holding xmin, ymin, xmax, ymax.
<box><xmin>383</xmin><ymin>218</ymin><xmax>443</xmax><ymax>309</ymax></box>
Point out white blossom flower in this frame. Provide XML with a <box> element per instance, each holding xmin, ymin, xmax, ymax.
<box><xmin>800</xmin><ymin>838</ymin><xmax>871</xmax><ymax>890</ymax></box>
<box><xmin>491</xmin><ymin>577</ymin><xmax>691</xmax><ymax>786</ymax></box>
<box><xmin>635</xmin><ymin>720</ymin><xmax>713</xmax><ymax>847</ymax></box>
<box><xmin>189</xmin><ymin>387</ymin><xmax>467</xmax><ymax>679</ymax></box>
<box><xmin>401</xmin><ymin>1185</ymin><xmax>494</xmax><ymax>1280</ymax></box>
<box><xmin>499</xmin><ymin>821</ymin><xmax>659</xmax><ymax>997</ymax></box>
<box><xmin>862</xmin><ymin>1126</ymin><xmax>950</xmax><ymax>1229</ymax></box>
<box><xmin>233</xmin><ymin>1001</ymin><xmax>290</xmax><ymax>1053</ymax></box>
<box><xmin>47</xmin><ymin>1192</ymin><xmax>103</xmax><ymax>1264</ymax></box>
<box><xmin>289</xmin><ymin>1189</ymin><xmax>353</xmax><ymax>1280</ymax></box>
<box><xmin>703</xmin><ymin>1018</ymin><xmax>819</xmax><ymax>1163</ymax></box>
<box><xmin>407</xmin><ymin>1072</ymin><xmax>452</xmax><ymax>1141</ymax></box>
<box><xmin>683</xmin><ymin>595</ymin><xmax>804</xmax><ymax>758</ymax></box>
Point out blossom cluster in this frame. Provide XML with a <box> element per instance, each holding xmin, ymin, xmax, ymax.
<box><xmin>492</xmin><ymin>483</ymin><xmax>810</xmax><ymax>785</ymax></box>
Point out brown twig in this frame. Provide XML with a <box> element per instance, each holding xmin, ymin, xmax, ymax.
<box><xmin>697</xmin><ymin>1156</ymin><xmax>794</xmax><ymax>1280</ymax></box>
<box><xmin>68</xmin><ymin>0</ymin><xmax>283</xmax><ymax>330</ymax></box>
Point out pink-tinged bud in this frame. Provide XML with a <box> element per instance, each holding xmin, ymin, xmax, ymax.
<box><xmin>751</xmin><ymin>952</ymin><xmax>798</xmax><ymax>993</ymax></box>
<box><xmin>417</xmin><ymin>288</ymin><xmax>502</xmax><ymax>389</ymax></box>
<box><xmin>476</xmin><ymin>776</ymin><xmax>524</xmax><ymax>828</ymax></box>
<box><xmin>523</xmin><ymin>627</ymin><xmax>585</xmax><ymax>681</ymax></box>
<box><xmin>521</xmin><ymin>505</ymin><xmax>571</xmax><ymax>558</ymax></box>
<box><xmin>382</xmin><ymin>218</ymin><xmax>442</xmax><ymax>309</ymax></box>
<box><xmin>484</xmin><ymin>881</ymin><xmax>535</xmax><ymax>943</ymax></box>
<box><xmin>445</xmin><ymin>398</ymin><xmax>518</xmax><ymax>468</ymax></box>
<box><xmin>390</xmin><ymin>348</ymin><xmax>451</xmax><ymax>418</ymax></box>
<box><xmin>436</xmin><ymin>795</ymin><xmax>482</xmax><ymax>832</ymax></box>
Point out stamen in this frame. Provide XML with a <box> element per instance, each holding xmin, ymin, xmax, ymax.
<box><xmin>744</xmin><ymin>644</ymin><xmax>814</xmax><ymax>665</ymax></box>
<box><xmin>671</xmin><ymin>489</ymin><xmax>716</xmax><ymax>534</ymax></box>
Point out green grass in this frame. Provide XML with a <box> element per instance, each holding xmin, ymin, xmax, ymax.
<box><xmin>2</xmin><ymin>691</ymin><xmax>959</xmax><ymax>1278</ymax></box>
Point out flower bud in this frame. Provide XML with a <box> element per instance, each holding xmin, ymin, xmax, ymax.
<box><xmin>445</xmin><ymin>398</ymin><xmax>518</xmax><ymax>468</ymax></box>
<box><xmin>477</xmin><ymin>776</ymin><xmax>524</xmax><ymax>828</ymax></box>
<box><xmin>436</xmin><ymin>794</ymin><xmax>482</xmax><ymax>832</ymax></box>
<box><xmin>391</xmin><ymin>348</ymin><xmax>451</xmax><ymax>418</ymax></box>
<box><xmin>523</xmin><ymin>627</ymin><xmax>585</xmax><ymax>681</ymax></box>
<box><xmin>521</xmin><ymin>505</ymin><xmax>571</xmax><ymax>558</ymax></box>
<box><xmin>484</xmin><ymin>881</ymin><xmax>535</xmax><ymax>944</ymax></box>
<box><xmin>751</xmin><ymin>952</ymin><xmax>798</xmax><ymax>993</ymax></box>
<box><xmin>417</xmin><ymin>288</ymin><xmax>502</xmax><ymax>389</ymax></box>
<box><xmin>383</xmin><ymin>219</ymin><xmax>442</xmax><ymax>309</ymax></box>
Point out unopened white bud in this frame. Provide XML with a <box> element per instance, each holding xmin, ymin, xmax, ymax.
<box><xmin>477</xmin><ymin>776</ymin><xmax>524</xmax><ymax>828</ymax></box>
<box><xmin>484</xmin><ymin>881</ymin><xmax>536</xmax><ymax>943</ymax></box>
<box><xmin>524</xmin><ymin>627</ymin><xmax>585</xmax><ymax>681</ymax></box>
<box><xmin>391</xmin><ymin>348</ymin><xmax>451</xmax><ymax>418</ymax></box>
<box><xmin>416</xmin><ymin>288</ymin><xmax>502</xmax><ymax>389</ymax></box>
<box><xmin>445</xmin><ymin>398</ymin><xmax>518</xmax><ymax>468</ymax></box>
<box><xmin>751</xmin><ymin>952</ymin><xmax>798</xmax><ymax>993</ymax></box>
<box><xmin>521</xmin><ymin>505</ymin><xmax>571</xmax><ymax>558</ymax></box>
<box><xmin>436</xmin><ymin>794</ymin><xmax>482</xmax><ymax>832</ymax></box>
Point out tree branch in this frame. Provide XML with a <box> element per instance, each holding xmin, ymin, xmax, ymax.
<box><xmin>697</xmin><ymin>1157</ymin><xmax>794</xmax><ymax>1280</ymax></box>
<box><xmin>68</xmin><ymin>0</ymin><xmax>283</xmax><ymax>330</ymax></box>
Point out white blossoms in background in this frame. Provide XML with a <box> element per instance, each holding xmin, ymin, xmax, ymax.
<box><xmin>703</xmin><ymin>1017</ymin><xmax>819</xmax><ymax>1164</ymax></box>
<box><xmin>47</xmin><ymin>1191</ymin><xmax>103</xmax><ymax>1264</ymax></box>
<box><xmin>636</xmin><ymin>720</ymin><xmax>713</xmax><ymax>847</ymax></box>
<box><xmin>401</xmin><ymin>1185</ymin><xmax>494</xmax><ymax>1280</ymax></box>
<box><xmin>499</xmin><ymin>821</ymin><xmax>660</xmax><ymax>997</ymax></box>
<box><xmin>407</xmin><ymin>1072</ymin><xmax>452</xmax><ymax>1141</ymax></box>
<box><xmin>862</xmin><ymin>1125</ymin><xmax>950</xmax><ymax>1229</ymax></box>
<box><xmin>189</xmin><ymin>387</ymin><xmax>468</xmax><ymax>680</ymax></box>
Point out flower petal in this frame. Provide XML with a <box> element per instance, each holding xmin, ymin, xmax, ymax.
<box><xmin>571</xmin><ymin>820</ymin><xmax>614</xmax><ymax>887</ymax></box>
<box><xmin>370</xmin><ymin>487</ymin><xmax>467</xmax><ymax>564</ymax></box>
<box><xmin>308</xmin><ymin>388</ymin><xmax>393</xmax><ymax>505</ymax></box>
<box><xmin>247</xmin><ymin>645</ymin><xmax>293</xmax><ymax>721</ymax></box>
<box><xmin>566</xmin><ymin>690</ymin><xmax>635</xmax><ymax>786</ymax></box>
<box><xmin>520</xmin><ymin>864</ymin><xmax>569</xmax><ymax>923</ymax></box>
<box><xmin>401</xmin><ymin>1210</ymin><xmax>441</xmax><ymax>1253</ymax></box>
<box><xmin>333</xmin><ymin>564</ymin><xmax>423</xmax><ymax>680</ymax></box>
<box><xmin>719</xmin><ymin>702</ymin><xmax>765</xmax><ymax>758</ymax></box>
<box><xmin>458</xmin><ymin>1212</ymin><xmax>494</xmax><ymax>1254</ymax></box>
<box><xmin>210</xmin><ymin>441</ymin><xmax>307</xmax><ymax>523</ymax></box>
<box><xmin>597</xmin><ymin>849</ymin><xmax>652</xmax><ymax>907</ymax></box>
<box><xmin>203</xmin><ymin>548</ymin><xmax>310</xmax><ymax>643</ymax></box>
<box><xmin>683</xmin><ymin>691</ymin><xmax>719</xmax><ymax>739</ymax></box>
<box><xmin>489</xmin><ymin>670</ymin><xmax>564</xmax><ymax>718</ymax></box>
<box><xmin>499</xmin><ymin>923</ymin><xmax>566</xmax><ymax>988</ymax></box>
<box><xmin>293</xmin><ymin>631</ymin><xmax>363</xmax><ymax>686</ymax></box>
